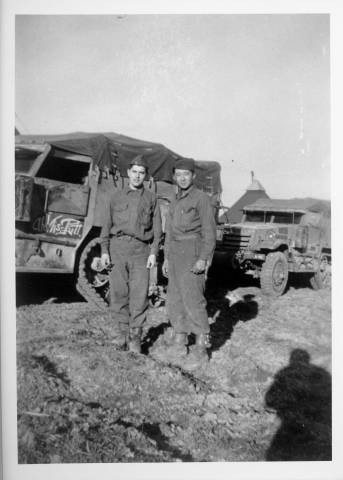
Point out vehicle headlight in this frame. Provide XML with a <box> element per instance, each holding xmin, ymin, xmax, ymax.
<box><xmin>266</xmin><ymin>230</ymin><xmax>276</xmax><ymax>240</ymax></box>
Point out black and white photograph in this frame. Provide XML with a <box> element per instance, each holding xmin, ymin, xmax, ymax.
<box><xmin>1</xmin><ymin>2</ymin><xmax>343</xmax><ymax>480</ymax></box>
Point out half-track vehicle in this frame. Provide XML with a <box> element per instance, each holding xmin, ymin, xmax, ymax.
<box><xmin>15</xmin><ymin>132</ymin><xmax>222</xmax><ymax>309</ymax></box>
<box><xmin>216</xmin><ymin>198</ymin><xmax>331</xmax><ymax>296</ymax></box>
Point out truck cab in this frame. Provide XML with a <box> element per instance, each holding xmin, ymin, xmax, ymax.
<box><xmin>216</xmin><ymin>198</ymin><xmax>331</xmax><ymax>296</ymax></box>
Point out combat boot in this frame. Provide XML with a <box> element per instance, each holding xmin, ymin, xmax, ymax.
<box><xmin>182</xmin><ymin>333</ymin><xmax>210</xmax><ymax>372</ymax></box>
<box><xmin>128</xmin><ymin>327</ymin><xmax>142</xmax><ymax>354</ymax></box>
<box><xmin>149</xmin><ymin>326</ymin><xmax>175</xmax><ymax>358</ymax></box>
<box><xmin>151</xmin><ymin>331</ymin><xmax>187</xmax><ymax>363</ymax></box>
<box><xmin>164</xmin><ymin>332</ymin><xmax>188</xmax><ymax>364</ymax></box>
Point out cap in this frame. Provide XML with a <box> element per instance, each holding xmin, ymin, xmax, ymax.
<box><xmin>129</xmin><ymin>154</ymin><xmax>148</xmax><ymax>170</ymax></box>
<box><xmin>173</xmin><ymin>157</ymin><xmax>195</xmax><ymax>172</ymax></box>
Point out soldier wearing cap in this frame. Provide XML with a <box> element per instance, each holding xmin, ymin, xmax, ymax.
<box><xmin>100</xmin><ymin>155</ymin><xmax>162</xmax><ymax>353</ymax></box>
<box><xmin>158</xmin><ymin>157</ymin><xmax>216</xmax><ymax>370</ymax></box>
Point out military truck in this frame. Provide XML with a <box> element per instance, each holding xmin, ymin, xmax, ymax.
<box><xmin>15</xmin><ymin>132</ymin><xmax>222</xmax><ymax>309</ymax></box>
<box><xmin>216</xmin><ymin>198</ymin><xmax>331</xmax><ymax>296</ymax></box>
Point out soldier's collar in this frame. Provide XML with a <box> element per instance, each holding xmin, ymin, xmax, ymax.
<box><xmin>124</xmin><ymin>185</ymin><xmax>145</xmax><ymax>195</ymax></box>
<box><xmin>177</xmin><ymin>184</ymin><xmax>195</xmax><ymax>199</ymax></box>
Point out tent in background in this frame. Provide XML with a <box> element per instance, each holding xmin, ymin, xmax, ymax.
<box><xmin>220</xmin><ymin>172</ymin><xmax>269</xmax><ymax>223</ymax></box>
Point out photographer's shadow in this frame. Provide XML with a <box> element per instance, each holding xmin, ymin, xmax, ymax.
<box><xmin>265</xmin><ymin>348</ymin><xmax>331</xmax><ymax>461</ymax></box>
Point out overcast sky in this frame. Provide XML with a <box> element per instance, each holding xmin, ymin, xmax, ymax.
<box><xmin>15</xmin><ymin>14</ymin><xmax>330</xmax><ymax>206</ymax></box>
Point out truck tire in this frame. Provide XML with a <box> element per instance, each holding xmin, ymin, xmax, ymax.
<box><xmin>76</xmin><ymin>236</ymin><xmax>164</xmax><ymax>310</ymax></box>
<box><xmin>76</xmin><ymin>237</ymin><xmax>110</xmax><ymax>311</ymax></box>
<box><xmin>260</xmin><ymin>251</ymin><xmax>289</xmax><ymax>297</ymax></box>
<box><xmin>310</xmin><ymin>255</ymin><xmax>331</xmax><ymax>290</ymax></box>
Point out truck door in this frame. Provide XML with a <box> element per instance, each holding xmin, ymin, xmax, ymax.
<box><xmin>301</xmin><ymin>212</ymin><xmax>323</xmax><ymax>257</ymax></box>
<box><xmin>33</xmin><ymin>149</ymin><xmax>92</xmax><ymax>241</ymax></box>
<box><xmin>305</xmin><ymin>226</ymin><xmax>322</xmax><ymax>257</ymax></box>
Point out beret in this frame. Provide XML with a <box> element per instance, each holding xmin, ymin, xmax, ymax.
<box><xmin>129</xmin><ymin>154</ymin><xmax>148</xmax><ymax>170</ymax></box>
<box><xmin>174</xmin><ymin>157</ymin><xmax>195</xmax><ymax>172</ymax></box>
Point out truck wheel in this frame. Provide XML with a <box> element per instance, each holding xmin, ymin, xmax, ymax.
<box><xmin>260</xmin><ymin>252</ymin><xmax>289</xmax><ymax>296</ymax></box>
<box><xmin>76</xmin><ymin>237</ymin><xmax>164</xmax><ymax>310</ymax></box>
<box><xmin>310</xmin><ymin>255</ymin><xmax>331</xmax><ymax>290</ymax></box>
<box><xmin>76</xmin><ymin>237</ymin><xmax>110</xmax><ymax>311</ymax></box>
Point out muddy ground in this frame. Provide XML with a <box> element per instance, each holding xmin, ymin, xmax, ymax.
<box><xmin>16</xmin><ymin>264</ymin><xmax>331</xmax><ymax>463</ymax></box>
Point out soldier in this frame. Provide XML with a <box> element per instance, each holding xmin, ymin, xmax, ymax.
<box><xmin>160</xmin><ymin>157</ymin><xmax>216</xmax><ymax>370</ymax></box>
<box><xmin>100</xmin><ymin>155</ymin><xmax>162</xmax><ymax>353</ymax></box>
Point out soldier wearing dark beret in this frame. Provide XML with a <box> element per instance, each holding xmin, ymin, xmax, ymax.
<box><xmin>154</xmin><ymin>157</ymin><xmax>216</xmax><ymax>370</ymax></box>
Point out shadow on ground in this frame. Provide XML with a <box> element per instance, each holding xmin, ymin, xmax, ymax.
<box><xmin>206</xmin><ymin>257</ymin><xmax>259</xmax><ymax>352</ymax></box>
<box><xmin>141</xmin><ymin>322</ymin><xmax>170</xmax><ymax>355</ymax></box>
<box><xmin>265</xmin><ymin>348</ymin><xmax>332</xmax><ymax>461</ymax></box>
<box><xmin>143</xmin><ymin>256</ymin><xmax>260</xmax><ymax>352</ymax></box>
<box><xmin>16</xmin><ymin>273</ymin><xmax>84</xmax><ymax>307</ymax></box>
<box><xmin>207</xmin><ymin>292</ymin><xmax>258</xmax><ymax>353</ymax></box>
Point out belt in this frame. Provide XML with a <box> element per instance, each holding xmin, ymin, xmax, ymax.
<box><xmin>110</xmin><ymin>233</ymin><xmax>149</xmax><ymax>244</ymax></box>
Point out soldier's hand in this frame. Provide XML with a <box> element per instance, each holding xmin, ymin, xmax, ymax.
<box><xmin>101</xmin><ymin>253</ymin><xmax>111</xmax><ymax>267</ymax></box>
<box><xmin>146</xmin><ymin>254</ymin><xmax>156</xmax><ymax>269</ymax></box>
<box><xmin>162</xmin><ymin>259</ymin><xmax>169</xmax><ymax>277</ymax></box>
<box><xmin>191</xmin><ymin>259</ymin><xmax>206</xmax><ymax>274</ymax></box>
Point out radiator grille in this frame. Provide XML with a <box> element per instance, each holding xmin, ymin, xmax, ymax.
<box><xmin>221</xmin><ymin>231</ymin><xmax>251</xmax><ymax>250</ymax></box>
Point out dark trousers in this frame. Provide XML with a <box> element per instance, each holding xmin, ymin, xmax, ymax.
<box><xmin>109</xmin><ymin>236</ymin><xmax>150</xmax><ymax>332</ymax></box>
<box><xmin>167</xmin><ymin>239</ymin><xmax>209</xmax><ymax>335</ymax></box>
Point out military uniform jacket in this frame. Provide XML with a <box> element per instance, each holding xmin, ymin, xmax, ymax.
<box><xmin>100</xmin><ymin>186</ymin><xmax>162</xmax><ymax>256</ymax></box>
<box><xmin>164</xmin><ymin>185</ymin><xmax>216</xmax><ymax>262</ymax></box>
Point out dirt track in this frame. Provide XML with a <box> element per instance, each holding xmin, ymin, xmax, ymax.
<box><xmin>16</xmin><ymin>270</ymin><xmax>331</xmax><ymax>463</ymax></box>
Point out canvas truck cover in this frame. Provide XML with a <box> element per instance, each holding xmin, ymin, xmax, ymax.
<box><xmin>15</xmin><ymin>132</ymin><xmax>222</xmax><ymax>195</ymax></box>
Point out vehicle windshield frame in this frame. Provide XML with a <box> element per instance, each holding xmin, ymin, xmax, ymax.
<box><xmin>15</xmin><ymin>144</ymin><xmax>51</xmax><ymax>176</ymax></box>
<box><xmin>15</xmin><ymin>144</ymin><xmax>48</xmax><ymax>175</ymax></box>
<box><xmin>243</xmin><ymin>209</ymin><xmax>304</xmax><ymax>225</ymax></box>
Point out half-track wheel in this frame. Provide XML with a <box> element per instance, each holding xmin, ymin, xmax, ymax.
<box><xmin>76</xmin><ymin>237</ymin><xmax>111</xmax><ymax>311</ymax></box>
<box><xmin>260</xmin><ymin>251</ymin><xmax>289</xmax><ymax>297</ymax></box>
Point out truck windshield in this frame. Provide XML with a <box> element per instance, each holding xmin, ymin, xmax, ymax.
<box><xmin>15</xmin><ymin>147</ymin><xmax>42</xmax><ymax>174</ymax></box>
<box><xmin>244</xmin><ymin>211</ymin><xmax>265</xmax><ymax>222</ymax></box>
<box><xmin>273</xmin><ymin>212</ymin><xmax>303</xmax><ymax>224</ymax></box>
<box><xmin>273</xmin><ymin>212</ymin><xmax>295</xmax><ymax>223</ymax></box>
<box><xmin>244</xmin><ymin>210</ymin><xmax>303</xmax><ymax>224</ymax></box>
